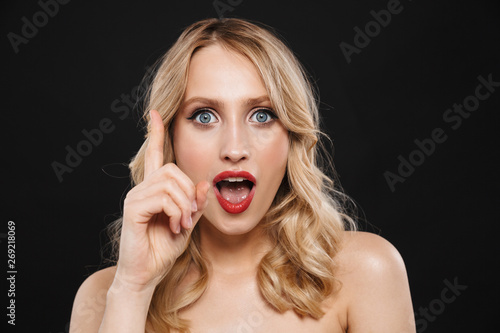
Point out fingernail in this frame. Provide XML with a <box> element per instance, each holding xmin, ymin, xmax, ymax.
<box><xmin>191</xmin><ymin>200</ymin><xmax>198</xmax><ymax>212</ymax></box>
<box><xmin>176</xmin><ymin>224</ymin><xmax>181</xmax><ymax>234</ymax></box>
<box><xmin>187</xmin><ymin>216</ymin><xmax>193</xmax><ymax>229</ymax></box>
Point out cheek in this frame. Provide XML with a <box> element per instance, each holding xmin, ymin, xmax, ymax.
<box><xmin>253</xmin><ymin>126</ymin><xmax>289</xmax><ymax>182</ymax></box>
<box><xmin>252</xmin><ymin>126</ymin><xmax>289</xmax><ymax>166</ymax></box>
<box><xmin>173</xmin><ymin>129</ymin><xmax>214</xmax><ymax>183</ymax></box>
<box><xmin>263</xmin><ymin>139</ymin><xmax>288</xmax><ymax>171</ymax></box>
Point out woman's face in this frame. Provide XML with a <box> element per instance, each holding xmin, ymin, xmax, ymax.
<box><xmin>173</xmin><ymin>44</ymin><xmax>289</xmax><ymax>236</ymax></box>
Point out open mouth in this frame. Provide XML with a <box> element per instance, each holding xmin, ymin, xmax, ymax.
<box><xmin>216</xmin><ymin>178</ymin><xmax>254</xmax><ymax>204</ymax></box>
<box><xmin>213</xmin><ymin>171</ymin><xmax>256</xmax><ymax>214</ymax></box>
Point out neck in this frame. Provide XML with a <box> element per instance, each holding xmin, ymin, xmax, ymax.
<box><xmin>197</xmin><ymin>218</ymin><xmax>272</xmax><ymax>276</ymax></box>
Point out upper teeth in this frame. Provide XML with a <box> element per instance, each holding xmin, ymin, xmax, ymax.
<box><xmin>224</xmin><ymin>177</ymin><xmax>245</xmax><ymax>182</ymax></box>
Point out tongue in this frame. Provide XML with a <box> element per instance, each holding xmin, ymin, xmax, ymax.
<box><xmin>218</xmin><ymin>181</ymin><xmax>252</xmax><ymax>204</ymax></box>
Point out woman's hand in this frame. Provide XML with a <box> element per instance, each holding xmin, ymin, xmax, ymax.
<box><xmin>115</xmin><ymin>109</ymin><xmax>210</xmax><ymax>292</ymax></box>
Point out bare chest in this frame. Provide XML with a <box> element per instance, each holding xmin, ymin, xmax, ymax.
<box><xmin>176</xmin><ymin>277</ymin><xmax>346</xmax><ymax>333</ymax></box>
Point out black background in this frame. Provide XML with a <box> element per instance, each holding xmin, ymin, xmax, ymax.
<box><xmin>2</xmin><ymin>0</ymin><xmax>499</xmax><ymax>332</ymax></box>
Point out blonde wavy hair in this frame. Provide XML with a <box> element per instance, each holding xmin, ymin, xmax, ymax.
<box><xmin>107</xmin><ymin>18</ymin><xmax>356</xmax><ymax>332</ymax></box>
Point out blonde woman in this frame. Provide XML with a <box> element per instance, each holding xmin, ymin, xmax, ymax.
<box><xmin>70</xmin><ymin>18</ymin><xmax>415</xmax><ymax>332</ymax></box>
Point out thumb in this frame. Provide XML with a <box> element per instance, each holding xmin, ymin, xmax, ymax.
<box><xmin>191</xmin><ymin>180</ymin><xmax>210</xmax><ymax>225</ymax></box>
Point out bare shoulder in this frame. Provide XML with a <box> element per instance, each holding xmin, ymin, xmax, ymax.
<box><xmin>333</xmin><ymin>231</ymin><xmax>416</xmax><ymax>333</ymax></box>
<box><xmin>69</xmin><ymin>266</ymin><xmax>117</xmax><ymax>333</ymax></box>
<box><xmin>335</xmin><ymin>231</ymin><xmax>410</xmax><ymax>290</ymax></box>
<box><xmin>338</xmin><ymin>231</ymin><xmax>406</xmax><ymax>272</ymax></box>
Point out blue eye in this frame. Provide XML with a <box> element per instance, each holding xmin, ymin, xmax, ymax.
<box><xmin>250</xmin><ymin>109</ymin><xmax>275</xmax><ymax>123</ymax></box>
<box><xmin>191</xmin><ymin>110</ymin><xmax>217</xmax><ymax>124</ymax></box>
<box><xmin>197</xmin><ymin>112</ymin><xmax>212</xmax><ymax>123</ymax></box>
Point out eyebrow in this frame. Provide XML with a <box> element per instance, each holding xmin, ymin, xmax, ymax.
<box><xmin>181</xmin><ymin>95</ymin><xmax>271</xmax><ymax>109</ymax></box>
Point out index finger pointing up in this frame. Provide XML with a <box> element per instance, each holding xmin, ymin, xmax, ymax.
<box><xmin>144</xmin><ymin>109</ymin><xmax>165</xmax><ymax>177</ymax></box>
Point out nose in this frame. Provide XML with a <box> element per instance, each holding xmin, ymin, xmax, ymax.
<box><xmin>220</xmin><ymin>120</ymin><xmax>250</xmax><ymax>163</ymax></box>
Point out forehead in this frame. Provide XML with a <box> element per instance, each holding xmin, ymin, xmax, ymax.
<box><xmin>184</xmin><ymin>44</ymin><xmax>268</xmax><ymax>101</ymax></box>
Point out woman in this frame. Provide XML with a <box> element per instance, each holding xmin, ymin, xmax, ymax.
<box><xmin>70</xmin><ymin>18</ymin><xmax>415</xmax><ymax>332</ymax></box>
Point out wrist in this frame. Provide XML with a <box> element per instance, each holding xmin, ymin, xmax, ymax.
<box><xmin>108</xmin><ymin>274</ymin><xmax>157</xmax><ymax>300</ymax></box>
<box><xmin>99</xmin><ymin>278</ymin><xmax>155</xmax><ymax>332</ymax></box>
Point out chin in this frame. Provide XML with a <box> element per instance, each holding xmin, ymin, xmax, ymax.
<box><xmin>199</xmin><ymin>207</ymin><xmax>264</xmax><ymax>237</ymax></box>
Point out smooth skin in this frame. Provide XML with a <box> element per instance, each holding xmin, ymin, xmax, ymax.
<box><xmin>70</xmin><ymin>45</ymin><xmax>415</xmax><ymax>333</ymax></box>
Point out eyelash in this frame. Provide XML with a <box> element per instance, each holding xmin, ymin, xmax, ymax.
<box><xmin>187</xmin><ymin>108</ymin><xmax>277</xmax><ymax>127</ymax></box>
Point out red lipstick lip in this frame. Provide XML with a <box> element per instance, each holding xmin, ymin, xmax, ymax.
<box><xmin>213</xmin><ymin>171</ymin><xmax>256</xmax><ymax>185</ymax></box>
<box><xmin>213</xmin><ymin>171</ymin><xmax>256</xmax><ymax>214</ymax></box>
